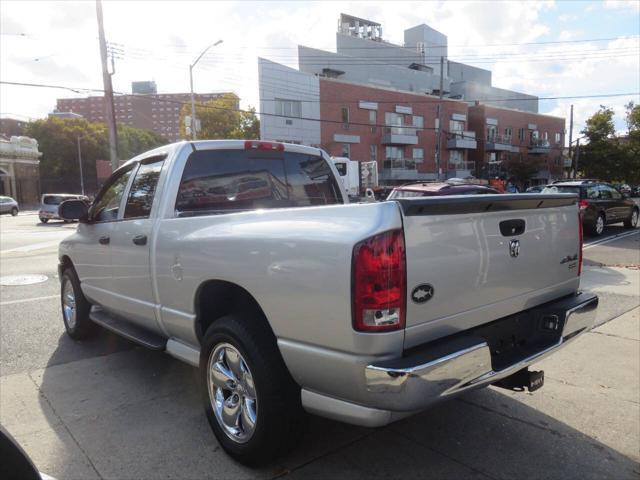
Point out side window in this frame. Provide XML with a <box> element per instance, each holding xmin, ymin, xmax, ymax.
<box><xmin>586</xmin><ymin>186</ymin><xmax>599</xmax><ymax>199</ymax></box>
<box><xmin>597</xmin><ymin>185</ymin><xmax>612</xmax><ymax>200</ymax></box>
<box><xmin>175</xmin><ymin>150</ymin><xmax>342</xmax><ymax>214</ymax></box>
<box><xmin>124</xmin><ymin>158</ymin><xmax>165</xmax><ymax>219</ymax></box>
<box><xmin>90</xmin><ymin>167</ymin><xmax>134</xmax><ymax>222</ymax></box>
<box><xmin>608</xmin><ymin>186</ymin><xmax>622</xmax><ymax>199</ymax></box>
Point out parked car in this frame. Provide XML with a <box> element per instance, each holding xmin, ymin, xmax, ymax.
<box><xmin>612</xmin><ymin>183</ymin><xmax>632</xmax><ymax>196</ymax></box>
<box><xmin>0</xmin><ymin>196</ymin><xmax>19</xmax><ymax>216</ymax></box>
<box><xmin>39</xmin><ymin>194</ymin><xmax>89</xmax><ymax>223</ymax></box>
<box><xmin>542</xmin><ymin>181</ymin><xmax>639</xmax><ymax>236</ymax></box>
<box><xmin>525</xmin><ymin>185</ymin><xmax>546</xmax><ymax>193</ymax></box>
<box><xmin>58</xmin><ymin>140</ymin><xmax>597</xmax><ymax>465</ymax></box>
<box><xmin>631</xmin><ymin>185</ymin><xmax>640</xmax><ymax>197</ymax></box>
<box><xmin>387</xmin><ymin>182</ymin><xmax>500</xmax><ymax>199</ymax></box>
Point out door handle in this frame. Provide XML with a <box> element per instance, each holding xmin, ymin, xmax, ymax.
<box><xmin>99</xmin><ymin>235</ymin><xmax>110</xmax><ymax>245</ymax></box>
<box><xmin>132</xmin><ymin>234</ymin><xmax>147</xmax><ymax>246</ymax></box>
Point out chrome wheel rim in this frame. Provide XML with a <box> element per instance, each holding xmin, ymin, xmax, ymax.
<box><xmin>632</xmin><ymin>211</ymin><xmax>638</xmax><ymax>227</ymax></box>
<box><xmin>596</xmin><ymin>216</ymin><xmax>604</xmax><ymax>235</ymax></box>
<box><xmin>62</xmin><ymin>279</ymin><xmax>77</xmax><ymax>329</ymax></box>
<box><xmin>207</xmin><ymin>343</ymin><xmax>257</xmax><ymax>443</ymax></box>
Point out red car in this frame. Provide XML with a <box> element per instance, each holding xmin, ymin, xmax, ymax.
<box><xmin>387</xmin><ymin>182</ymin><xmax>500</xmax><ymax>199</ymax></box>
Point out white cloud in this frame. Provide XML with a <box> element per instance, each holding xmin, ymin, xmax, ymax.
<box><xmin>604</xmin><ymin>0</ymin><xmax>640</xmax><ymax>13</ymax></box>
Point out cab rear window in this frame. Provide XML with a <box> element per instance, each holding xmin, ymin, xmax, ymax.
<box><xmin>541</xmin><ymin>186</ymin><xmax>583</xmax><ymax>198</ymax></box>
<box><xmin>175</xmin><ymin>149</ymin><xmax>342</xmax><ymax>215</ymax></box>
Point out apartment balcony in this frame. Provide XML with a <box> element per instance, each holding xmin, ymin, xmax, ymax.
<box><xmin>485</xmin><ymin>134</ymin><xmax>514</xmax><ymax>152</ymax></box>
<box><xmin>382</xmin><ymin>126</ymin><xmax>418</xmax><ymax>145</ymax></box>
<box><xmin>380</xmin><ymin>158</ymin><xmax>435</xmax><ymax>181</ymax></box>
<box><xmin>446</xmin><ymin>131</ymin><xmax>477</xmax><ymax>150</ymax></box>
<box><xmin>447</xmin><ymin>161</ymin><xmax>476</xmax><ymax>179</ymax></box>
<box><xmin>528</xmin><ymin>139</ymin><xmax>552</xmax><ymax>154</ymax></box>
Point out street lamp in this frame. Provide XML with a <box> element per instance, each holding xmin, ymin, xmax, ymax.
<box><xmin>189</xmin><ymin>39</ymin><xmax>223</xmax><ymax>140</ymax></box>
<box><xmin>76</xmin><ymin>135</ymin><xmax>85</xmax><ymax>196</ymax></box>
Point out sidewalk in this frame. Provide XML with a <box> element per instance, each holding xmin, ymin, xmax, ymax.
<box><xmin>1</xmin><ymin>308</ymin><xmax>638</xmax><ymax>479</ymax></box>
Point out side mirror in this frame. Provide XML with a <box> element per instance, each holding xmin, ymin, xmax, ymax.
<box><xmin>59</xmin><ymin>199</ymin><xmax>89</xmax><ymax>223</ymax></box>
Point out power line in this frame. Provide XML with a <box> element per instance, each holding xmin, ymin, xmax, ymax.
<box><xmin>2</xmin><ymin>80</ymin><xmax>638</xmax><ymax>135</ymax></box>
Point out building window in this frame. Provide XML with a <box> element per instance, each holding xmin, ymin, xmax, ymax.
<box><xmin>370</xmin><ymin>145</ymin><xmax>377</xmax><ymax>162</ymax></box>
<box><xmin>275</xmin><ymin>99</ymin><xmax>301</xmax><ymax>118</ymax></box>
<box><xmin>487</xmin><ymin>125</ymin><xmax>497</xmax><ymax>140</ymax></box>
<box><xmin>435</xmin><ymin>118</ymin><xmax>440</xmax><ymax>131</ymax></box>
<box><xmin>504</xmin><ymin>127</ymin><xmax>512</xmax><ymax>140</ymax></box>
<box><xmin>369</xmin><ymin>110</ymin><xmax>377</xmax><ymax>132</ymax></box>
<box><xmin>413</xmin><ymin>115</ymin><xmax>424</xmax><ymax>128</ymax></box>
<box><xmin>449</xmin><ymin>120</ymin><xmax>464</xmax><ymax>133</ymax></box>
<box><xmin>555</xmin><ymin>132</ymin><xmax>561</xmax><ymax>144</ymax></box>
<box><xmin>341</xmin><ymin>144</ymin><xmax>350</xmax><ymax>158</ymax></box>
<box><xmin>384</xmin><ymin>146</ymin><xmax>408</xmax><ymax>169</ymax></box>
<box><xmin>543</xmin><ymin>131</ymin><xmax>549</xmax><ymax>141</ymax></box>
<box><xmin>531</xmin><ymin>130</ymin><xmax>540</xmax><ymax>143</ymax></box>
<box><xmin>449</xmin><ymin>150</ymin><xmax>464</xmax><ymax>168</ymax></box>
<box><xmin>341</xmin><ymin>107</ymin><xmax>349</xmax><ymax>129</ymax></box>
<box><xmin>413</xmin><ymin>147</ymin><xmax>424</xmax><ymax>163</ymax></box>
<box><xmin>385</xmin><ymin>112</ymin><xmax>403</xmax><ymax>126</ymax></box>
<box><xmin>518</xmin><ymin>128</ymin><xmax>525</xmax><ymax>141</ymax></box>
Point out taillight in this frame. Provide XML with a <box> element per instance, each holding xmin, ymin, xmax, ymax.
<box><xmin>352</xmin><ymin>229</ymin><xmax>406</xmax><ymax>332</ymax></box>
<box><xmin>244</xmin><ymin>140</ymin><xmax>284</xmax><ymax>152</ymax></box>
<box><xmin>578</xmin><ymin>208</ymin><xmax>583</xmax><ymax>276</ymax></box>
<box><xmin>579</xmin><ymin>199</ymin><xmax>589</xmax><ymax>211</ymax></box>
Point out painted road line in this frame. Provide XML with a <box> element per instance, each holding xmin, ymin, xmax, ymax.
<box><xmin>0</xmin><ymin>239</ymin><xmax>63</xmax><ymax>254</ymax></box>
<box><xmin>0</xmin><ymin>295</ymin><xmax>58</xmax><ymax>306</ymax></box>
<box><xmin>584</xmin><ymin>230</ymin><xmax>639</xmax><ymax>250</ymax></box>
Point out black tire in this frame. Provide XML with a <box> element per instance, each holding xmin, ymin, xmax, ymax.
<box><xmin>60</xmin><ymin>267</ymin><xmax>96</xmax><ymax>340</ymax></box>
<box><xmin>40</xmin><ymin>218</ymin><xmax>48</xmax><ymax>224</ymax></box>
<box><xmin>623</xmin><ymin>208</ymin><xmax>639</xmax><ymax>228</ymax></box>
<box><xmin>200</xmin><ymin>313</ymin><xmax>304</xmax><ymax>466</ymax></box>
<box><xmin>588</xmin><ymin>212</ymin><xmax>606</xmax><ymax>236</ymax></box>
<box><xmin>10</xmin><ymin>207</ymin><xmax>18</xmax><ymax>216</ymax></box>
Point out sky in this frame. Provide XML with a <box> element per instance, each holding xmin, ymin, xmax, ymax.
<box><xmin>1</xmin><ymin>0</ymin><xmax>639</xmax><ymax>144</ymax></box>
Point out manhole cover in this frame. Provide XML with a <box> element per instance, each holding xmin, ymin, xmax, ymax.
<box><xmin>0</xmin><ymin>274</ymin><xmax>49</xmax><ymax>286</ymax></box>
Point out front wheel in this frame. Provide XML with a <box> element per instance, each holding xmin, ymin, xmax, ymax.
<box><xmin>589</xmin><ymin>213</ymin><xmax>605</xmax><ymax>236</ymax></box>
<box><xmin>10</xmin><ymin>207</ymin><xmax>18</xmax><ymax>216</ymax></box>
<box><xmin>624</xmin><ymin>208</ymin><xmax>639</xmax><ymax>228</ymax></box>
<box><xmin>200</xmin><ymin>313</ymin><xmax>304</xmax><ymax>466</ymax></box>
<box><xmin>40</xmin><ymin>218</ymin><xmax>48</xmax><ymax>224</ymax></box>
<box><xmin>60</xmin><ymin>268</ymin><xmax>96</xmax><ymax>340</ymax></box>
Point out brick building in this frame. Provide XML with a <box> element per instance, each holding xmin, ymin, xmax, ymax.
<box><xmin>259</xmin><ymin>13</ymin><xmax>566</xmax><ymax>185</ymax></box>
<box><xmin>55</xmin><ymin>83</ymin><xmax>238</xmax><ymax>143</ymax></box>
<box><xmin>319</xmin><ymin>78</ymin><xmax>475</xmax><ymax>182</ymax></box>
<box><xmin>468</xmin><ymin>104</ymin><xmax>565</xmax><ymax>185</ymax></box>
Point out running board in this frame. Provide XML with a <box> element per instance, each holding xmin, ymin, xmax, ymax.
<box><xmin>90</xmin><ymin>308</ymin><xmax>167</xmax><ymax>350</ymax></box>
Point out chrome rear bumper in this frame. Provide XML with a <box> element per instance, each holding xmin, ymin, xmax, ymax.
<box><xmin>364</xmin><ymin>292</ymin><xmax>598</xmax><ymax>413</ymax></box>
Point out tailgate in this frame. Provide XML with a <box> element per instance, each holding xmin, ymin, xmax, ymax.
<box><xmin>396</xmin><ymin>194</ymin><xmax>581</xmax><ymax>349</ymax></box>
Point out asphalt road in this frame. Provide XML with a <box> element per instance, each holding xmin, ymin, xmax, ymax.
<box><xmin>1</xmin><ymin>213</ymin><xmax>638</xmax><ymax>479</ymax></box>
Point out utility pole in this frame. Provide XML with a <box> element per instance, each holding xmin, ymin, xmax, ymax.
<box><xmin>96</xmin><ymin>0</ymin><xmax>118</xmax><ymax>171</ymax></box>
<box><xmin>76</xmin><ymin>136</ymin><xmax>85</xmax><ymax>196</ymax></box>
<box><xmin>435</xmin><ymin>56</ymin><xmax>444</xmax><ymax>181</ymax></box>
<box><xmin>574</xmin><ymin>138</ymin><xmax>581</xmax><ymax>178</ymax></box>
<box><xmin>568</xmin><ymin>104</ymin><xmax>574</xmax><ymax>178</ymax></box>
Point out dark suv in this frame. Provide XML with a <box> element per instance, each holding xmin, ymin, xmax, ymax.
<box><xmin>543</xmin><ymin>181</ymin><xmax>639</xmax><ymax>236</ymax></box>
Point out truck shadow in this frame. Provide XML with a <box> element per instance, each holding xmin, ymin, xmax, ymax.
<box><xmin>29</xmin><ymin>333</ymin><xmax>639</xmax><ymax>480</ymax></box>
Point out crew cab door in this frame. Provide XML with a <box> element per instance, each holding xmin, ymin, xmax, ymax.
<box><xmin>108</xmin><ymin>156</ymin><xmax>165</xmax><ymax>332</ymax></box>
<box><xmin>74</xmin><ymin>165</ymin><xmax>135</xmax><ymax>306</ymax></box>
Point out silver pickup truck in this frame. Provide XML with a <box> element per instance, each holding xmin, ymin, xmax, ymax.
<box><xmin>58</xmin><ymin>140</ymin><xmax>598</xmax><ymax>465</ymax></box>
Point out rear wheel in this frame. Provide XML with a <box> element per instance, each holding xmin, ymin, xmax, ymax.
<box><xmin>200</xmin><ymin>313</ymin><xmax>304</xmax><ymax>466</ymax></box>
<box><xmin>589</xmin><ymin>213</ymin><xmax>605</xmax><ymax>236</ymax></box>
<box><xmin>624</xmin><ymin>208</ymin><xmax>638</xmax><ymax>228</ymax></box>
<box><xmin>60</xmin><ymin>268</ymin><xmax>96</xmax><ymax>340</ymax></box>
<box><xmin>10</xmin><ymin>207</ymin><xmax>18</xmax><ymax>216</ymax></box>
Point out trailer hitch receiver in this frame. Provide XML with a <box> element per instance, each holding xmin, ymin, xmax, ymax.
<box><xmin>494</xmin><ymin>368</ymin><xmax>544</xmax><ymax>392</ymax></box>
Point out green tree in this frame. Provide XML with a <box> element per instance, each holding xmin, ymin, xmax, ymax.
<box><xmin>179</xmin><ymin>93</ymin><xmax>259</xmax><ymax>140</ymax></box>
<box><xmin>582</xmin><ymin>105</ymin><xmax>616</xmax><ymax>143</ymax></box>
<box><xmin>504</xmin><ymin>154</ymin><xmax>543</xmax><ymax>187</ymax></box>
<box><xmin>621</xmin><ymin>101</ymin><xmax>640</xmax><ymax>184</ymax></box>
<box><xmin>25</xmin><ymin>117</ymin><xmax>167</xmax><ymax>195</ymax></box>
<box><xmin>25</xmin><ymin>117</ymin><xmax>106</xmax><ymax>195</ymax></box>
<box><xmin>117</xmin><ymin>124</ymin><xmax>168</xmax><ymax>159</ymax></box>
